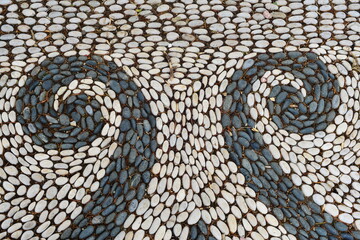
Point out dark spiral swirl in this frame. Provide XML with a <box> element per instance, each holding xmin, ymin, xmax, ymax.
<box><xmin>11</xmin><ymin>55</ymin><xmax>157</xmax><ymax>239</ymax></box>
<box><xmin>222</xmin><ymin>51</ymin><xmax>360</xmax><ymax>240</ymax></box>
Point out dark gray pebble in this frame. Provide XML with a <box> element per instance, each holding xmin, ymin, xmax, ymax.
<box><xmin>79</xmin><ymin>226</ymin><xmax>94</xmax><ymax>239</ymax></box>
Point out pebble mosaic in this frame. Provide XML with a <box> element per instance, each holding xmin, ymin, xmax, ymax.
<box><xmin>0</xmin><ymin>0</ymin><xmax>360</xmax><ymax>240</ymax></box>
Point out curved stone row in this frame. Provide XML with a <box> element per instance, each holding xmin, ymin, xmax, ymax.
<box><xmin>0</xmin><ymin>0</ymin><xmax>359</xmax><ymax>239</ymax></box>
<box><xmin>222</xmin><ymin>51</ymin><xmax>360</xmax><ymax>240</ymax></box>
<box><xmin>60</xmin><ymin>113</ymin><xmax>157</xmax><ymax>239</ymax></box>
<box><xmin>16</xmin><ymin>55</ymin><xmax>122</xmax><ymax>150</ymax></box>
<box><xmin>1</xmin><ymin>55</ymin><xmax>157</xmax><ymax>239</ymax></box>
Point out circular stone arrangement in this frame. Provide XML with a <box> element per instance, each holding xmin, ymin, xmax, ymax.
<box><xmin>0</xmin><ymin>0</ymin><xmax>360</xmax><ymax>240</ymax></box>
<box><xmin>15</xmin><ymin>55</ymin><xmax>125</xmax><ymax>151</ymax></box>
<box><xmin>0</xmin><ymin>55</ymin><xmax>157</xmax><ymax>239</ymax></box>
<box><xmin>244</xmin><ymin>52</ymin><xmax>340</xmax><ymax>135</ymax></box>
<box><xmin>223</xmin><ymin>51</ymin><xmax>360</xmax><ymax>240</ymax></box>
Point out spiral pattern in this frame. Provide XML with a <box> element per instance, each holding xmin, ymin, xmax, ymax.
<box><xmin>1</xmin><ymin>0</ymin><xmax>360</xmax><ymax>239</ymax></box>
<box><xmin>16</xmin><ymin>56</ymin><xmax>121</xmax><ymax>150</ymax></box>
<box><xmin>223</xmin><ymin>51</ymin><xmax>360</xmax><ymax>239</ymax></box>
<box><xmin>0</xmin><ymin>55</ymin><xmax>157</xmax><ymax>239</ymax></box>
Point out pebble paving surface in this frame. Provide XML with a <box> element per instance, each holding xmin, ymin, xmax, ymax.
<box><xmin>0</xmin><ymin>0</ymin><xmax>360</xmax><ymax>240</ymax></box>
<box><xmin>223</xmin><ymin>51</ymin><xmax>360</xmax><ymax>240</ymax></box>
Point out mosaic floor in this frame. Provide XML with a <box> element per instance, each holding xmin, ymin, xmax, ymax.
<box><xmin>0</xmin><ymin>0</ymin><xmax>360</xmax><ymax>240</ymax></box>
